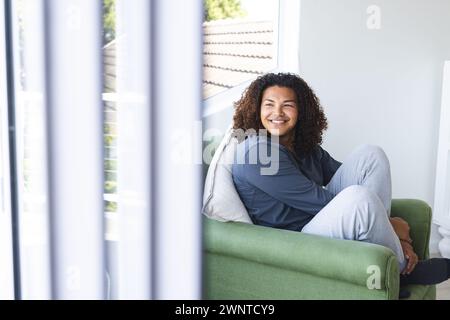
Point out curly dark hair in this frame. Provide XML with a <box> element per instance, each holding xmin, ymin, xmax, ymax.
<box><xmin>233</xmin><ymin>72</ymin><xmax>328</xmax><ymax>158</ymax></box>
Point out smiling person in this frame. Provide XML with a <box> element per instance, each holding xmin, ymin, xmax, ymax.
<box><xmin>231</xmin><ymin>73</ymin><xmax>450</xmax><ymax>294</ymax></box>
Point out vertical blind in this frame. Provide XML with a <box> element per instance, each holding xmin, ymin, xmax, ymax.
<box><xmin>0</xmin><ymin>0</ymin><xmax>203</xmax><ymax>299</ymax></box>
<box><xmin>11</xmin><ymin>0</ymin><xmax>51</xmax><ymax>299</ymax></box>
<box><xmin>0</xmin><ymin>0</ymin><xmax>14</xmax><ymax>300</ymax></box>
<box><xmin>115</xmin><ymin>0</ymin><xmax>152</xmax><ymax>299</ymax></box>
<box><xmin>45</xmin><ymin>0</ymin><xmax>105</xmax><ymax>299</ymax></box>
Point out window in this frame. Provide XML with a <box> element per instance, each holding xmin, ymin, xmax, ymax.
<box><xmin>202</xmin><ymin>0</ymin><xmax>300</xmax><ymax>116</ymax></box>
<box><xmin>102</xmin><ymin>0</ymin><xmax>153</xmax><ymax>299</ymax></box>
<box><xmin>203</xmin><ymin>0</ymin><xmax>279</xmax><ymax>99</ymax></box>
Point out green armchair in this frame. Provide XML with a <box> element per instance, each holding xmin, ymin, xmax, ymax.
<box><xmin>203</xmin><ymin>199</ymin><xmax>435</xmax><ymax>300</ymax></box>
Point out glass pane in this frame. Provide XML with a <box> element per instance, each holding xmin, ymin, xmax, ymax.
<box><xmin>203</xmin><ymin>0</ymin><xmax>280</xmax><ymax>99</ymax></box>
<box><xmin>103</xmin><ymin>0</ymin><xmax>118</xmax><ymax>299</ymax></box>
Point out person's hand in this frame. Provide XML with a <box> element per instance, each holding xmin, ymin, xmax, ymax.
<box><xmin>390</xmin><ymin>217</ymin><xmax>412</xmax><ymax>243</ymax></box>
<box><xmin>400</xmin><ymin>240</ymin><xmax>418</xmax><ymax>275</ymax></box>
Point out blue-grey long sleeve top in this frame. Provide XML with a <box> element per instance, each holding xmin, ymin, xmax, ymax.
<box><xmin>232</xmin><ymin>135</ymin><xmax>342</xmax><ymax>231</ymax></box>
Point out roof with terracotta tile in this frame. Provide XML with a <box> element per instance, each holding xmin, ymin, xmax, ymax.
<box><xmin>102</xmin><ymin>19</ymin><xmax>276</xmax><ymax>99</ymax></box>
<box><xmin>202</xmin><ymin>19</ymin><xmax>276</xmax><ymax>99</ymax></box>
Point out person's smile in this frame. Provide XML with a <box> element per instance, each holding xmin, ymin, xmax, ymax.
<box><xmin>268</xmin><ymin>117</ymin><xmax>290</xmax><ymax>127</ymax></box>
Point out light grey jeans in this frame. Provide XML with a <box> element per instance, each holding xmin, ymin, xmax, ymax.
<box><xmin>301</xmin><ymin>144</ymin><xmax>406</xmax><ymax>271</ymax></box>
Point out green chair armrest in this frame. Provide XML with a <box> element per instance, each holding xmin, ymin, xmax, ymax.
<box><xmin>390</xmin><ymin>199</ymin><xmax>432</xmax><ymax>260</ymax></box>
<box><xmin>204</xmin><ymin>217</ymin><xmax>400</xmax><ymax>298</ymax></box>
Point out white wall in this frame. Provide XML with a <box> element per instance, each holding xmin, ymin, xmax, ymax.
<box><xmin>298</xmin><ymin>0</ymin><xmax>450</xmax><ymax>252</ymax></box>
<box><xmin>299</xmin><ymin>0</ymin><xmax>450</xmax><ymax>202</ymax></box>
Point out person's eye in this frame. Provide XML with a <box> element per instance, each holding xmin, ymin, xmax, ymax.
<box><xmin>284</xmin><ymin>104</ymin><xmax>295</xmax><ymax>108</ymax></box>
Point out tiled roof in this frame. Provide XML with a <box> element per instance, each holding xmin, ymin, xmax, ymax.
<box><xmin>102</xmin><ymin>19</ymin><xmax>275</xmax><ymax>99</ymax></box>
<box><xmin>202</xmin><ymin>19</ymin><xmax>275</xmax><ymax>99</ymax></box>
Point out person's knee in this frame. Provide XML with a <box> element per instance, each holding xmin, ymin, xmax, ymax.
<box><xmin>355</xmin><ymin>144</ymin><xmax>389</xmax><ymax>163</ymax></box>
<box><xmin>339</xmin><ymin>185</ymin><xmax>384</xmax><ymax>218</ymax></box>
<box><xmin>340</xmin><ymin>185</ymin><xmax>374</xmax><ymax>201</ymax></box>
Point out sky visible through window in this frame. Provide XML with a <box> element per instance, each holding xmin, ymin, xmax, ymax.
<box><xmin>241</xmin><ymin>0</ymin><xmax>279</xmax><ymax>21</ymax></box>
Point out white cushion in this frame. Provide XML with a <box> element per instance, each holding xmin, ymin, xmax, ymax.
<box><xmin>202</xmin><ymin>126</ymin><xmax>253</xmax><ymax>224</ymax></box>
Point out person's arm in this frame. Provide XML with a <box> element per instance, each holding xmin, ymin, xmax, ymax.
<box><xmin>243</xmin><ymin>147</ymin><xmax>335</xmax><ymax>216</ymax></box>
<box><xmin>319</xmin><ymin>147</ymin><xmax>342</xmax><ymax>186</ymax></box>
<box><xmin>390</xmin><ymin>217</ymin><xmax>412</xmax><ymax>243</ymax></box>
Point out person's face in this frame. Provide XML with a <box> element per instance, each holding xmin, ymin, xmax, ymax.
<box><xmin>260</xmin><ymin>86</ymin><xmax>298</xmax><ymax>140</ymax></box>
